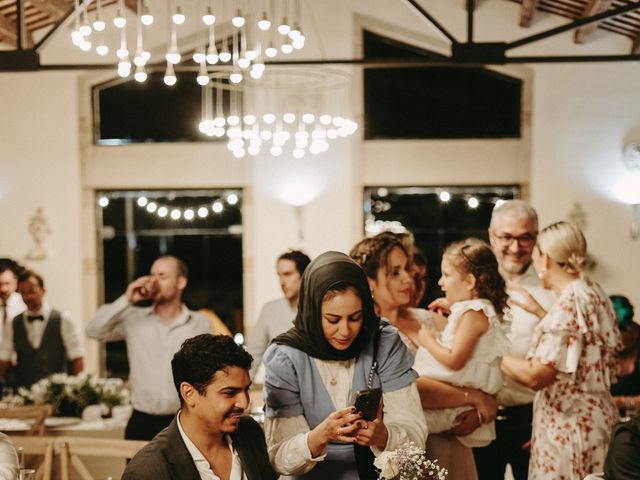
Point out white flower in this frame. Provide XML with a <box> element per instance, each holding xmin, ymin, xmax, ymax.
<box><xmin>374</xmin><ymin>451</ymin><xmax>400</xmax><ymax>479</ymax></box>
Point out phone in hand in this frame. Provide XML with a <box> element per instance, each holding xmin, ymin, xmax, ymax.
<box><xmin>351</xmin><ymin>388</ymin><xmax>382</xmax><ymax>421</ymax></box>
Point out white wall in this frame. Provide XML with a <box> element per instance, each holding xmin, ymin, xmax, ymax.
<box><xmin>0</xmin><ymin>71</ymin><xmax>84</xmax><ymax>340</ymax></box>
<box><xmin>1</xmin><ymin>0</ymin><xmax>639</xmax><ymax>375</ymax></box>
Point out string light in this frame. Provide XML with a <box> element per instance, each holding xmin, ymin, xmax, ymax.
<box><xmin>97</xmin><ymin>192</ymin><xmax>241</xmax><ymax>222</ymax></box>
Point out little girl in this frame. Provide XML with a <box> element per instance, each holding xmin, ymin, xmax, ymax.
<box><xmin>415</xmin><ymin>238</ymin><xmax>510</xmax><ymax>447</ymax></box>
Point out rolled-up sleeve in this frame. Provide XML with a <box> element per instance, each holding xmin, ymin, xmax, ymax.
<box><xmin>85</xmin><ymin>295</ymin><xmax>129</xmax><ymax>341</ymax></box>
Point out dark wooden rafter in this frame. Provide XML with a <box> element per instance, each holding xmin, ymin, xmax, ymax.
<box><xmin>574</xmin><ymin>0</ymin><xmax>615</xmax><ymax>42</ymax></box>
<box><xmin>520</xmin><ymin>0</ymin><xmax>540</xmax><ymax>27</ymax></box>
<box><xmin>29</xmin><ymin>0</ymin><xmax>68</xmax><ymax>17</ymax></box>
<box><xmin>124</xmin><ymin>0</ymin><xmax>138</xmax><ymax>13</ymax></box>
<box><xmin>0</xmin><ymin>10</ymin><xmax>16</xmax><ymax>41</ymax></box>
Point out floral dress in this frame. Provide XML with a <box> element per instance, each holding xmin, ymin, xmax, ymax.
<box><xmin>527</xmin><ymin>277</ymin><xmax>621</xmax><ymax>480</ymax></box>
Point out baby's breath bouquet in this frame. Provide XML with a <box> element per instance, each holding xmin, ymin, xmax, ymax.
<box><xmin>374</xmin><ymin>442</ymin><xmax>447</xmax><ymax>480</ymax></box>
<box><xmin>17</xmin><ymin>373</ymin><xmax>129</xmax><ymax>417</ymax></box>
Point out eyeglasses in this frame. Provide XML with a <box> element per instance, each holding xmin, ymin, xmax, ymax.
<box><xmin>492</xmin><ymin>232</ymin><xmax>537</xmax><ymax>247</ymax></box>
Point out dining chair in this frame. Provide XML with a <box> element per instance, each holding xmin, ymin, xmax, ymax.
<box><xmin>55</xmin><ymin>436</ymin><xmax>147</xmax><ymax>480</ymax></box>
<box><xmin>0</xmin><ymin>405</ymin><xmax>53</xmax><ymax>435</ymax></box>
<box><xmin>10</xmin><ymin>435</ymin><xmax>55</xmax><ymax>480</ymax></box>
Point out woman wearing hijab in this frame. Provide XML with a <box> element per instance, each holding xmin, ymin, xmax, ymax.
<box><xmin>263</xmin><ymin>251</ymin><xmax>427</xmax><ymax>479</ymax></box>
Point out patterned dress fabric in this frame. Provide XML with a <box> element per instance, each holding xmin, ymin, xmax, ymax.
<box><xmin>527</xmin><ymin>277</ymin><xmax>620</xmax><ymax>480</ymax></box>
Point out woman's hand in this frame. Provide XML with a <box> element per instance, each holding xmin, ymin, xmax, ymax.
<box><xmin>307</xmin><ymin>407</ymin><xmax>363</xmax><ymax>457</ymax></box>
<box><xmin>449</xmin><ymin>409</ymin><xmax>481</xmax><ymax>436</ymax></box>
<box><xmin>507</xmin><ymin>282</ymin><xmax>547</xmax><ymax>319</ymax></box>
<box><xmin>467</xmin><ymin>388</ymin><xmax>498</xmax><ymax>423</ymax></box>
<box><xmin>353</xmin><ymin>403</ymin><xmax>388</xmax><ymax>450</ymax></box>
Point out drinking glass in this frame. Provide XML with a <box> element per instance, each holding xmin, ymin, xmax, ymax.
<box><xmin>18</xmin><ymin>468</ymin><xmax>36</xmax><ymax>480</ymax></box>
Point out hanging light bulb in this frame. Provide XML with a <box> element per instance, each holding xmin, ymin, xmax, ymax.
<box><xmin>244</xmin><ymin>49</ymin><xmax>257</xmax><ymax>61</ymax></box>
<box><xmin>114</xmin><ymin>7</ymin><xmax>126</xmax><ymax>28</ymax></box>
<box><xmin>141</xmin><ymin>3</ymin><xmax>154</xmax><ymax>25</ymax></box>
<box><xmin>206</xmin><ymin>43</ymin><xmax>219</xmax><ymax>64</ymax></box>
<box><xmin>80</xmin><ymin>40</ymin><xmax>92</xmax><ymax>51</ymax></box>
<box><xmin>172</xmin><ymin>5</ymin><xmax>186</xmax><ymax>25</ymax></box>
<box><xmin>277</xmin><ymin>17</ymin><xmax>291</xmax><ymax>35</ymax></box>
<box><xmin>281</xmin><ymin>42</ymin><xmax>293</xmax><ymax>54</ymax></box>
<box><xmin>202</xmin><ymin>6</ymin><xmax>215</xmax><ymax>25</ymax></box>
<box><xmin>257</xmin><ymin>11</ymin><xmax>271</xmax><ymax>30</ymax></box>
<box><xmin>197</xmin><ymin>63</ymin><xmax>210</xmax><ymax>85</ymax></box>
<box><xmin>134</xmin><ymin>65</ymin><xmax>147</xmax><ymax>82</ymax></box>
<box><xmin>71</xmin><ymin>30</ymin><xmax>83</xmax><ymax>47</ymax></box>
<box><xmin>265</xmin><ymin>43</ymin><xmax>278</xmax><ymax>58</ymax></box>
<box><xmin>93</xmin><ymin>14</ymin><xmax>106</xmax><ymax>32</ymax></box>
<box><xmin>163</xmin><ymin>63</ymin><xmax>177</xmax><ymax>85</ymax></box>
<box><xmin>237</xmin><ymin>57</ymin><xmax>251</xmax><ymax>69</ymax></box>
<box><xmin>230</xmin><ymin>72</ymin><xmax>243</xmax><ymax>83</ymax></box>
<box><xmin>79</xmin><ymin>21</ymin><xmax>92</xmax><ymax>37</ymax></box>
<box><xmin>117</xmin><ymin>60</ymin><xmax>131</xmax><ymax>77</ymax></box>
<box><xmin>166</xmin><ymin>25</ymin><xmax>181</xmax><ymax>65</ymax></box>
<box><xmin>219</xmin><ymin>42</ymin><xmax>231</xmax><ymax>63</ymax></box>
<box><xmin>193</xmin><ymin>48</ymin><xmax>206</xmax><ymax>64</ymax></box>
<box><xmin>289</xmin><ymin>23</ymin><xmax>301</xmax><ymax>40</ymax></box>
<box><xmin>231</xmin><ymin>9</ymin><xmax>245</xmax><ymax>28</ymax></box>
<box><xmin>96</xmin><ymin>40</ymin><xmax>109</xmax><ymax>56</ymax></box>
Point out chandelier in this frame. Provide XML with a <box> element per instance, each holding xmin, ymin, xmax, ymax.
<box><xmin>198</xmin><ymin>67</ymin><xmax>359</xmax><ymax>158</ymax></box>
<box><xmin>70</xmin><ymin>0</ymin><xmax>307</xmax><ymax>85</ymax></box>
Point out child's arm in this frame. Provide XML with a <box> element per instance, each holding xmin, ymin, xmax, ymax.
<box><xmin>418</xmin><ymin>310</ymin><xmax>489</xmax><ymax>371</ymax></box>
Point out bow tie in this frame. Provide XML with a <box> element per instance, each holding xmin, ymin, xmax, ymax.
<box><xmin>27</xmin><ymin>315</ymin><xmax>44</xmax><ymax>323</ymax></box>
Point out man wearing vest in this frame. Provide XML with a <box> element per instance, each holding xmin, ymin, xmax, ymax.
<box><xmin>0</xmin><ymin>269</ymin><xmax>85</xmax><ymax>388</ymax></box>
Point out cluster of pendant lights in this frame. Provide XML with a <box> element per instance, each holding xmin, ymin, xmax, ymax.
<box><xmin>198</xmin><ymin>68</ymin><xmax>359</xmax><ymax>159</ymax></box>
<box><xmin>70</xmin><ymin>0</ymin><xmax>307</xmax><ymax>85</ymax></box>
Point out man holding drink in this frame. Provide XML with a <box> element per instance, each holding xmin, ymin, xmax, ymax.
<box><xmin>87</xmin><ymin>255</ymin><xmax>211</xmax><ymax>440</ymax></box>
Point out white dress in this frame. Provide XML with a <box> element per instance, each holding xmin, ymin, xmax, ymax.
<box><xmin>413</xmin><ymin>298</ymin><xmax>510</xmax><ymax>447</ymax></box>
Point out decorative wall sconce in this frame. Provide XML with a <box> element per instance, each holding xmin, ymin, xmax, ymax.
<box><xmin>623</xmin><ymin>142</ymin><xmax>640</xmax><ymax>240</ymax></box>
<box><xmin>631</xmin><ymin>204</ymin><xmax>640</xmax><ymax>241</ymax></box>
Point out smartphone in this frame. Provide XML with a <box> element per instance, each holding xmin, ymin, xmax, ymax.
<box><xmin>351</xmin><ymin>388</ymin><xmax>382</xmax><ymax>421</ymax></box>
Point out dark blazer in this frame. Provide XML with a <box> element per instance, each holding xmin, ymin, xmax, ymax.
<box><xmin>123</xmin><ymin>416</ymin><xmax>277</xmax><ymax>480</ymax></box>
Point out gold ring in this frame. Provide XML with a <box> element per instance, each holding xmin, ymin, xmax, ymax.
<box><xmin>363</xmin><ymin>423</ymin><xmax>368</xmax><ymax>430</ymax></box>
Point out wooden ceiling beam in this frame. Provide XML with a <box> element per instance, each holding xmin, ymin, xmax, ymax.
<box><xmin>29</xmin><ymin>0</ymin><xmax>69</xmax><ymax>17</ymax></box>
<box><xmin>575</xmin><ymin>0</ymin><xmax>615</xmax><ymax>43</ymax></box>
<box><xmin>0</xmin><ymin>10</ymin><xmax>16</xmax><ymax>44</ymax></box>
<box><xmin>124</xmin><ymin>0</ymin><xmax>138</xmax><ymax>13</ymax></box>
<box><xmin>520</xmin><ymin>0</ymin><xmax>540</xmax><ymax>28</ymax></box>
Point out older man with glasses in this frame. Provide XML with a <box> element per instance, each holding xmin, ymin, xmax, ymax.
<box><xmin>472</xmin><ymin>200</ymin><xmax>555</xmax><ymax>480</ymax></box>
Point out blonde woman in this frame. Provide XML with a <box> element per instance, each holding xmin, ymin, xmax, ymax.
<box><xmin>502</xmin><ymin>221</ymin><xmax>620</xmax><ymax>480</ymax></box>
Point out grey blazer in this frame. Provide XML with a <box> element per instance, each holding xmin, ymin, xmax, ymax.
<box><xmin>123</xmin><ymin>416</ymin><xmax>277</xmax><ymax>480</ymax></box>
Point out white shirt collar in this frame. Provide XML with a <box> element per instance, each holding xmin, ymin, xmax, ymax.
<box><xmin>25</xmin><ymin>302</ymin><xmax>51</xmax><ymax>319</ymax></box>
<box><xmin>176</xmin><ymin>411</ymin><xmax>245</xmax><ymax>480</ymax></box>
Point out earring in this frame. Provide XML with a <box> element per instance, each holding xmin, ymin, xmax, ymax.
<box><xmin>537</xmin><ymin>268</ymin><xmax>546</xmax><ymax>280</ymax></box>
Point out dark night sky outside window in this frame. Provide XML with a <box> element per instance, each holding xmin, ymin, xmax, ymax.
<box><xmin>363</xmin><ymin>30</ymin><xmax>522</xmax><ymax>139</ymax></box>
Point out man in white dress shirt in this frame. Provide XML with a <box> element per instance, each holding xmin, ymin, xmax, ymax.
<box><xmin>0</xmin><ymin>269</ymin><xmax>85</xmax><ymax>388</ymax></box>
<box><xmin>246</xmin><ymin>250</ymin><xmax>310</xmax><ymax>380</ymax></box>
<box><xmin>473</xmin><ymin>200</ymin><xmax>556</xmax><ymax>480</ymax></box>
<box><xmin>86</xmin><ymin>255</ymin><xmax>211</xmax><ymax>441</ymax></box>
<box><xmin>123</xmin><ymin>334</ymin><xmax>276</xmax><ymax>480</ymax></box>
